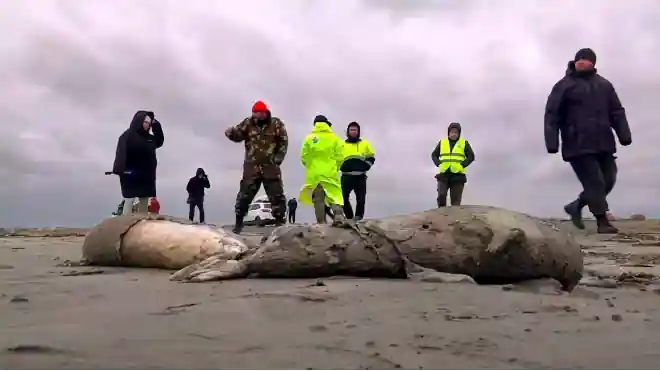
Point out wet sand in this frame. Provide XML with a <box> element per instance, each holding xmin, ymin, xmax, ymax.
<box><xmin>3</xmin><ymin>221</ymin><xmax>660</xmax><ymax>369</ymax></box>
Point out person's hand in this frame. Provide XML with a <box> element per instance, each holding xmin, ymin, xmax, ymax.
<box><xmin>224</xmin><ymin>127</ymin><xmax>234</xmax><ymax>137</ymax></box>
<box><xmin>547</xmin><ymin>147</ymin><xmax>559</xmax><ymax>154</ymax></box>
<box><xmin>620</xmin><ymin>138</ymin><xmax>632</xmax><ymax>146</ymax></box>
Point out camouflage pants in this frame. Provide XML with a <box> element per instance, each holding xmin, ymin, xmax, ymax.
<box><xmin>235</xmin><ymin>176</ymin><xmax>286</xmax><ymax>221</ymax></box>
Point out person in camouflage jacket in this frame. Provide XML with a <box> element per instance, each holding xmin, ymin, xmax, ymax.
<box><xmin>225</xmin><ymin>100</ymin><xmax>288</xmax><ymax>233</ymax></box>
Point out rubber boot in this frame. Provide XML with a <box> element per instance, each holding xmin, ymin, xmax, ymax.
<box><xmin>313</xmin><ymin>202</ymin><xmax>326</xmax><ymax>224</ymax></box>
<box><xmin>311</xmin><ymin>185</ymin><xmax>327</xmax><ymax>224</ymax></box>
<box><xmin>596</xmin><ymin>214</ymin><xmax>618</xmax><ymax>234</ymax></box>
<box><xmin>232</xmin><ymin>215</ymin><xmax>244</xmax><ymax>234</ymax></box>
<box><xmin>331</xmin><ymin>205</ymin><xmax>347</xmax><ymax>227</ymax></box>
<box><xmin>564</xmin><ymin>199</ymin><xmax>585</xmax><ymax>230</ymax></box>
<box><xmin>325</xmin><ymin>206</ymin><xmax>334</xmax><ymax>220</ymax></box>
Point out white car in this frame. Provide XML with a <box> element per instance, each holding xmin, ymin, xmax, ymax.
<box><xmin>244</xmin><ymin>196</ymin><xmax>275</xmax><ymax>226</ymax></box>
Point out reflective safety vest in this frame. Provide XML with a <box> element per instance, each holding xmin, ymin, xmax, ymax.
<box><xmin>438</xmin><ymin>138</ymin><xmax>466</xmax><ymax>174</ymax></box>
<box><xmin>342</xmin><ymin>139</ymin><xmax>375</xmax><ymax>176</ymax></box>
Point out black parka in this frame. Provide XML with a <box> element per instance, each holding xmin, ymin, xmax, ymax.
<box><xmin>186</xmin><ymin>168</ymin><xmax>210</xmax><ymax>203</ymax></box>
<box><xmin>544</xmin><ymin>62</ymin><xmax>631</xmax><ymax>161</ymax></box>
<box><xmin>113</xmin><ymin>111</ymin><xmax>164</xmax><ymax>198</ymax></box>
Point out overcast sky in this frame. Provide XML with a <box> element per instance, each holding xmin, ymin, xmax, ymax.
<box><xmin>1</xmin><ymin>0</ymin><xmax>659</xmax><ymax>227</ymax></box>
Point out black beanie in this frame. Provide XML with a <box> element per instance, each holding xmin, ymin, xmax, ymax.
<box><xmin>314</xmin><ymin>114</ymin><xmax>331</xmax><ymax>126</ymax></box>
<box><xmin>574</xmin><ymin>48</ymin><xmax>596</xmax><ymax>65</ymax></box>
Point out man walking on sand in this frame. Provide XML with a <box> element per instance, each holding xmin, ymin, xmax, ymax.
<box><xmin>225</xmin><ymin>101</ymin><xmax>288</xmax><ymax>234</ymax></box>
<box><xmin>545</xmin><ymin>48</ymin><xmax>632</xmax><ymax>234</ymax></box>
<box><xmin>431</xmin><ymin>122</ymin><xmax>475</xmax><ymax>207</ymax></box>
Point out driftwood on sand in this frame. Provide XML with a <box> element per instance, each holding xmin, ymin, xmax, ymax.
<box><xmin>81</xmin><ymin>214</ymin><xmax>248</xmax><ymax>270</ymax></box>
<box><xmin>171</xmin><ymin>206</ymin><xmax>584</xmax><ymax>291</ymax></box>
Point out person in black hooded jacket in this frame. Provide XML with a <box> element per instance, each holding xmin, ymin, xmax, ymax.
<box><xmin>187</xmin><ymin>168</ymin><xmax>211</xmax><ymax>223</ymax></box>
<box><xmin>431</xmin><ymin>122</ymin><xmax>475</xmax><ymax>207</ymax></box>
<box><xmin>287</xmin><ymin>197</ymin><xmax>298</xmax><ymax>224</ymax></box>
<box><xmin>112</xmin><ymin>110</ymin><xmax>164</xmax><ymax>214</ymax></box>
<box><xmin>339</xmin><ymin>121</ymin><xmax>375</xmax><ymax>221</ymax></box>
<box><xmin>544</xmin><ymin>48</ymin><xmax>632</xmax><ymax>234</ymax></box>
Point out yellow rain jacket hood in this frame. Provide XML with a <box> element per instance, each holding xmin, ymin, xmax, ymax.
<box><xmin>299</xmin><ymin>120</ymin><xmax>344</xmax><ymax>206</ymax></box>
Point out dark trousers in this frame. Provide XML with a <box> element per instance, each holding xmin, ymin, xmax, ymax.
<box><xmin>341</xmin><ymin>175</ymin><xmax>367</xmax><ymax>219</ymax></box>
<box><xmin>234</xmin><ymin>176</ymin><xmax>286</xmax><ymax>221</ymax></box>
<box><xmin>437</xmin><ymin>177</ymin><xmax>465</xmax><ymax>207</ymax></box>
<box><xmin>189</xmin><ymin>202</ymin><xmax>205</xmax><ymax>223</ymax></box>
<box><xmin>569</xmin><ymin>153</ymin><xmax>617</xmax><ymax>216</ymax></box>
<box><xmin>288</xmin><ymin>208</ymin><xmax>296</xmax><ymax>223</ymax></box>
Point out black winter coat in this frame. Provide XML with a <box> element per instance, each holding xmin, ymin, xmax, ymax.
<box><xmin>113</xmin><ymin>111</ymin><xmax>165</xmax><ymax>198</ymax></box>
<box><xmin>187</xmin><ymin>168</ymin><xmax>210</xmax><ymax>203</ymax></box>
<box><xmin>544</xmin><ymin>62</ymin><xmax>632</xmax><ymax>161</ymax></box>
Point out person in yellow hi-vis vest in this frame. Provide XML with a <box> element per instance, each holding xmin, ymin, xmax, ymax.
<box><xmin>430</xmin><ymin>122</ymin><xmax>475</xmax><ymax>207</ymax></box>
<box><xmin>340</xmin><ymin>121</ymin><xmax>375</xmax><ymax>221</ymax></box>
<box><xmin>299</xmin><ymin>115</ymin><xmax>347</xmax><ymax>224</ymax></box>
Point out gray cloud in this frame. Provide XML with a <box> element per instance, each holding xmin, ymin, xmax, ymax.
<box><xmin>1</xmin><ymin>0</ymin><xmax>659</xmax><ymax>226</ymax></box>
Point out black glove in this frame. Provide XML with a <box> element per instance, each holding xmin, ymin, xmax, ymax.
<box><xmin>547</xmin><ymin>147</ymin><xmax>559</xmax><ymax>154</ymax></box>
<box><xmin>620</xmin><ymin>138</ymin><xmax>632</xmax><ymax>146</ymax></box>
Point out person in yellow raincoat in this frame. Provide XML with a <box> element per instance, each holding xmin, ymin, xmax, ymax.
<box><xmin>299</xmin><ymin>115</ymin><xmax>346</xmax><ymax>224</ymax></box>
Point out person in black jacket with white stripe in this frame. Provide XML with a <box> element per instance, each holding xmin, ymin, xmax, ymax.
<box><xmin>339</xmin><ymin>122</ymin><xmax>375</xmax><ymax>221</ymax></box>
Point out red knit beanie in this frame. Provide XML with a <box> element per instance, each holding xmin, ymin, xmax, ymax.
<box><xmin>252</xmin><ymin>100</ymin><xmax>268</xmax><ymax>113</ymax></box>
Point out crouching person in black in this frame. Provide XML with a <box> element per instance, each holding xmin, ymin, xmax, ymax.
<box><xmin>187</xmin><ymin>168</ymin><xmax>210</xmax><ymax>223</ymax></box>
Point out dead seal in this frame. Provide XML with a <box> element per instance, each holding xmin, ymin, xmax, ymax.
<box><xmin>171</xmin><ymin>206</ymin><xmax>583</xmax><ymax>291</ymax></box>
<box><xmin>170</xmin><ymin>223</ymin><xmax>408</xmax><ymax>282</ymax></box>
<box><xmin>81</xmin><ymin>214</ymin><xmax>248</xmax><ymax>270</ymax></box>
<box><xmin>378</xmin><ymin>205</ymin><xmax>584</xmax><ymax>291</ymax></box>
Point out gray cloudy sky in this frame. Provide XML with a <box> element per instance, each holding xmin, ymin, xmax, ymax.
<box><xmin>1</xmin><ymin>0</ymin><xmax>659</xmax><ymax>227</ymax></box>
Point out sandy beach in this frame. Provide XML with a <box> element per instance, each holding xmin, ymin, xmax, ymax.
<box><xmin>2</xmin><ymin>221</ymin><xmax>660</xmax><ymax>369</ymax></box>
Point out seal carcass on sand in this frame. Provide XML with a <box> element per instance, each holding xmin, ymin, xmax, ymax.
<box><xmin>82</xmin><ymin>214</ymin><xmax>248</xmax><ymax>270</ymax></box>
<box><xmin>171</xmin><ymin>206</ymin><xmax>584</xmax><ymax>291</ymax></box>
<box><xmin>170</xmin><ymin>222</ymin><xmax>409</xmax><ymax>282</ymax></box>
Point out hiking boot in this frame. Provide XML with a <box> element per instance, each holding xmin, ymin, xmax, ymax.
<box><xmin>564</xmin><ymin>200</ymin><xmax>585</xmax><ymax>230</ymax></box>
<box><xmin>596</xmin><ymin>215</ymin><xmax>618</xmax><ymax>234</ymax></box>
<box><xmin>232</xmin><ymin>216</ymin><xmax>244</xmax><ymax>234</ymax></box>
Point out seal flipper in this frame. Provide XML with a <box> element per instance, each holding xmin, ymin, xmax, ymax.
<box><xmin>486</xmin><ymin>228</ymin><xmax>526</xmax><ymax>254</ymax></box>
<box><xmin>170</xmin><ymin>257</ymin><xmax>248</xmax><ymax>282</ymax></box>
